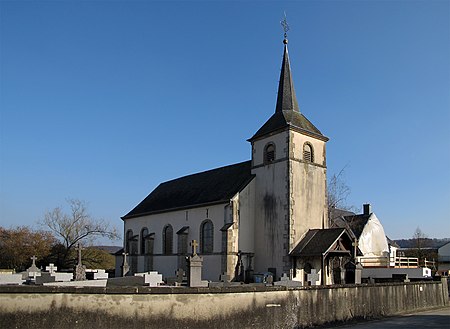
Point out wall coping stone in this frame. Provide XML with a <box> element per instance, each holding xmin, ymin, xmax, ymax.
<box><xmin>0</xmin><ymin>280</ymin><xmax>443</xmax><ymax>295</ymax></box>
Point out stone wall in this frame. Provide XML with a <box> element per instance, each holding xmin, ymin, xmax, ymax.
<box><xmin>0</xmin><ymin>280</ymin><xmax>448</xmax><ymax>329</ymax></box>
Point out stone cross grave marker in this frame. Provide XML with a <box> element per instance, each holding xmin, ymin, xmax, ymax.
<box><xmin>122</xmin><ymin>251</ymin><xmax>130</xmax><ymax>277</ymax></box>
<box><xmin>75</xmin><ymin>243</ymin><xmax>84</xmax><ymax>265</ymax></box>
<box><xmin>307</xmin><ymin>269</ymin><xmax>320</xmax><ymax>286</ymax></box>
<box><xmin>26</xmin><ymin>255</ymin><xmax>41</xmax><ymax>280</ymax></box>
<box><xmin>74</xmin><ymin>244</ymin><xmax>86</xmax><ymax>281</ymax></box>
<box><xmin>45</xmin><ymin>263</ymin><xmax>57</xmax><ymax>274</ymax></box>
<box><xmin>144</xmin><ymin>271</ymin><xmax>163</xmax><ymax>287</ymax></box>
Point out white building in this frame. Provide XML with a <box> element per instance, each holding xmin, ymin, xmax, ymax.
<box><xmin>117</xmin><ymin>36</ymin><xmax>355</xmax><ymax>285</ymax></box>
<box><xmin>438</xmin><ymin>241</ymin><xmax>450</xmax><ymax>275</ymax></box>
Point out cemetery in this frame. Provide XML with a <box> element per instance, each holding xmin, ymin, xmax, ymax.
<box><xmin>0</xmin><ymin>239</ymin><xmax>448</xmax><ymax>328</ymax></box>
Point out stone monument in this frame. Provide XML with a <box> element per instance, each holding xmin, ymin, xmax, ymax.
<box><xmin>121</xmin><ymin>251</ymin><xmax>130</xmax><ymax>277</ymax></box>
<box><xmin>24</xmin><ymin>256</ymin><xmax>41</xmax><ymax>282</ymax></box>
<box><xmin>74</xmin><ymin>244</ymin><xmax>86</xmax><ymax>281</ymax></box>
<box><xmin>187</xmin><ymin>240</ymin><xmax>208</xmax><ymax>287</ymax></box>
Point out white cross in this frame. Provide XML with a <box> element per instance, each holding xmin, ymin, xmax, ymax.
<box><xmin>307</xmin><ymin>269</ymin><xmax>320</xmax><ymax>286</ymax></box>
<box><xmin>30</xmin><ymin>255</ymin><xmax>37</xmax><ymax>266</ymax></box>
<box><xmin>46</xmin><ymin>263</ymin><xmax>57</xmax><ymax>274</ymax></box>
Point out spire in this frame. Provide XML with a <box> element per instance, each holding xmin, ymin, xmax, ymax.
<box><xmin>248</xmin><ymin>16</ymin><xmax>327</xmax><ymax>142</ymax></box>
<box><xmin>276</xmin><ymin>15</ymin><xmax>300</xmax><ymax>113</ymax></box>
<box><xmin>275</xmin><ymin>42</ymin><xmax>300</xmax><ymax>113</ymax></box>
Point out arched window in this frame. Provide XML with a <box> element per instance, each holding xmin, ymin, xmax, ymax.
<box><xmin>200</xmin><ymin>220</ymin><xmax>214</xmax><ymax>254</ymax></box>
<box><xmin>162</xmin><ymin>225</ymin><xmax>173</xmax><ymax>255</ymax></box>
<box><xmin>126</xmin><ymin>229</ymin><xmax>133</xmax><ymax>254</ymax></box>
<box><xmin>264</xmin><ymin>143</ymin><xmax>276</xmax><ymax>164</ymax></box>
<box><xmin>141</xmin><ymin>228</ymin><xmax>149</xmax><ymax>255</ymax></box>
<box><xmin>303</xmin><ymin>143</ymin><xmax>314</xmax><ymax>163</ymax></box>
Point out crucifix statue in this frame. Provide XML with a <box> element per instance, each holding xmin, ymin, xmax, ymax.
<box><xmin>75</xmin><ymin>243</ymin><xmax>84</xmax><ymax>266</ymax></box>
<box><xmin>190</xmin><ymin>240</ymin><xmax>198</xmax><ymax>256</ymax></box>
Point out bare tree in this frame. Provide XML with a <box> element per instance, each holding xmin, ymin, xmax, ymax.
<box><xmin>327</xmin><ymin>166</ymin><xmax>354</xmax><ymax>224</ymax></box>
<box><xmin>410</xmin><ymin>227</ymin><xmax>431</xmax><ymax>261</ymax></box>
<box><xmin>40</xmin><ymin>199</ymin><xmax>119</xmax><ymax>268</ymax></box>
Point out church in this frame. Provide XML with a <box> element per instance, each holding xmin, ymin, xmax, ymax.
<box><xmin>117</xmin><ymin>34</ymin><xmax>355</xmax><ymax>285</ymax></box>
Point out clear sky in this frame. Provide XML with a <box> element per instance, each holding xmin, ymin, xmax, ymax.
<box><xmin>1</xmin><ymin>0</ymin><xmax>449</xmax><ymax>243</ymax></box>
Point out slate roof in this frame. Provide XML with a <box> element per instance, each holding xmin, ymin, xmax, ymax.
<box><xmin>329</xmin><ymin>208</ymin><xmax>356</xmax><ymax>221</ymax></box>
<box><xmin>122</xmin><ymin>161</ymin><xmax>254</xmax><ymax>219</ymax></box>
<box><xmin>342</xmin><ymin>214</ymin><xmax>371</xmax><ymax>239</ymax></box>
<box><xmin>249</xmin><ymin>43</ymin><xmax>327</xmax><ymax>142</ymax></box>
<box><xmin>290</xmin><ymin>228</ymin><xmax>348</xmax><ymax>257</ymax></box>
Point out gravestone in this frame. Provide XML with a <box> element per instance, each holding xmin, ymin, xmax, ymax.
<box><xmin>175</xmin><ymin>268</ymin><xmax>186</xmax><ymax>286</ymax></box>
<box><xmin>86</xmin><ymin>269</ymin><xmax>109</xmax><ymax>280</ymax></box>
<box><xmin>24</xmin><ymin>256</ymin><xmax>41</xmax><ymax>282</ymax></box>
<box><xmin>280</xmin><ymin>273</ymin><xmax>289</xmax><ymax>281</ymax></box>
<box><xmin>36</xmin><ymin>272</ymin><xmax>56</xmax><ymax>285</ymax></box>
<box><xmin>74</xmin><ymin>244</ymin><xmax>86</xmax><ymax>281</ymax></box>
<box><xmin>219</xmin><ymin>272</ymin><xmax>230</xmax><ymax>283</ymax></box>
<box><xmin>187</xmin><ymin>240</ymin><xmax>208</xmax><ymax>287</ymax></box>
<box><xmin>141</xmin><ymin>271</ymin><xmax>164</xmax><ymax>287</ymax></box>
<box><xmin>274</xmin><ymin>273</ymin><xmax>302</xmax><ymax>287</ymax></box>
<box><xmin>307</xmin><ymin>269</ymin><xmax>320</xmax><ymax>286</ymax></box>
<box><xmin>0</xmin><ymin>273</ymin><xmax>24</xmax><ymax>285</ymax></box>
<box><xmin>107</xmin><ymin>276</ymin><xmax>145</xmax><ymax>287</ymax></box>
<box><xmin>355</xmin><ymin>263</ymin><xmax>362</xmax><ymax>284</ymax></box>
<box><xmin>45</xmin><ymin>263</ymin><xmax>57</xmax><ymax>274</ymax></box>
<box><xmin>121</xmin><ymin>252</ymin><xmax>130</xmax><ymax>277</ymax></box>
<box><xmin>35</xmin><ymin>263</ymin><xmax>72</xmax><ymax>284</ymax></box>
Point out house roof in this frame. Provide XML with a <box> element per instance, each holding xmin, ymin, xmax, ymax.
<box><xmin>329</xmin><ymin>208</ymin><xmax>356</xmax><ymax>221</ymax></box>
<box><xmin>122</xmin><ymin>161</ymin><xmax>254</xmax><ymax>219</ymax></box>
<box><xmin>290</xmin><ymin>228</ymin><xmax>349</xmax><ymax>257</ymax></box>
<box><xmin>249</xmin><ymin>43</ymin><xmax>327</xmax><ymax>142</ymax></box>
<box><xmin>341</xmin><ymin>214</ymin><xmax>371</xmax><ymax>239</ymax></box>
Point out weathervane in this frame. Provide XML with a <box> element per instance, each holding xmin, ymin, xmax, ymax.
<box><xmin>281</xmin><ymin>12</ymin><xmax>290</xmax><ymax>42</ymax></box>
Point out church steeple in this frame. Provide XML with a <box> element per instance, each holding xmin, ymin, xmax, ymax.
<box><xmin>275</xmin><ymin>40</ymin><xmax>300</xmax><ymax>113</ymax></box>
<box><xmin>249</xmin><ymin>37</ymin><xmax>327</xmax><ymax>142</ymax></box>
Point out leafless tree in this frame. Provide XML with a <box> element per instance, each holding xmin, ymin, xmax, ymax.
<box><xmin>40</xmin><ymin>199</ymin><xmax>119</xmax><ymax>268</ymax></box>
<box><xmin>327</xmin><ymin>166</ymin><xmax>356</xmax><ymax>226</ymax></box>
<box><xmin>411</xmin><ymin>227</ymin><xmax>431</xmax><ymax>261</ymax></box>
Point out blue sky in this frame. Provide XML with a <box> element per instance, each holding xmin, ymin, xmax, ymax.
<box><xmin>1</xmin><ymin>0</ymin><xmax>449</xmax><ymax>243</ymax></box>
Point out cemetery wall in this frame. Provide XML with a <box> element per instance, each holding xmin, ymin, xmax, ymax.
<box><xmin>0</xmin><ymin>279</ymin><xmax>448</xmax><ymax>328</ymax></box>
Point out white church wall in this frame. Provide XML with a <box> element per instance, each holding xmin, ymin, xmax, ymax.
<box><xmin>252</xmin><ymin>132</ymin><xmax>290</xmax><ymax>280</ymax></box>
<box><xmin>237</xmin><ymin>178</ymin><xmax>256</xmax><ymax>253</ymax></box>
<box><xmin>290</xmin><ymin>162</ymin><xmax>327</xmax><ymax>247</ymax></box>
<box><xmin>152</xmin><ymin>255</ymin><xmax>178</xmax><ymax>279</ymax></box>
<box><xmin>291</xmin><ymin>132</ymin><xmax>326</xmax><ymax>167</ymax></box>
<box><xmin>123</xmin><ymin>203</ymin><xmax>227</xmax><ymax>278</ymax></box>
<box><xmin>289</xmin><ymin>131</ymin><xmax>328</xmax><ymax>250</ymax></box>
<box><xmin>201</xmin><ymin>254</ymin><xmax>222</xmax><ymax>281</ymax></box>
<box><xmin>252</xmin><ymin>132</ymin><xmax>288</xmax><ymax>167</ymax></box>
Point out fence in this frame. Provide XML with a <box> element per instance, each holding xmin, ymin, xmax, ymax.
<box><xmin>358</xmin><ymin>256</ymin><xmax>435</xmax><ymax>269</ymax></box>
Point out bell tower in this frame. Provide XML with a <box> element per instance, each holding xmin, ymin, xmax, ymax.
<box><xmin>249</xmin><ymin>31</ymin><xmax>329</xmax><ymax>279</ymax></box>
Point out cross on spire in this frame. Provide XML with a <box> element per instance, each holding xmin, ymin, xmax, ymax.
<box><xmin>281</xmin><ymin>12</ymin><xmax>290</xmax><ymax>42</ymax></box>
